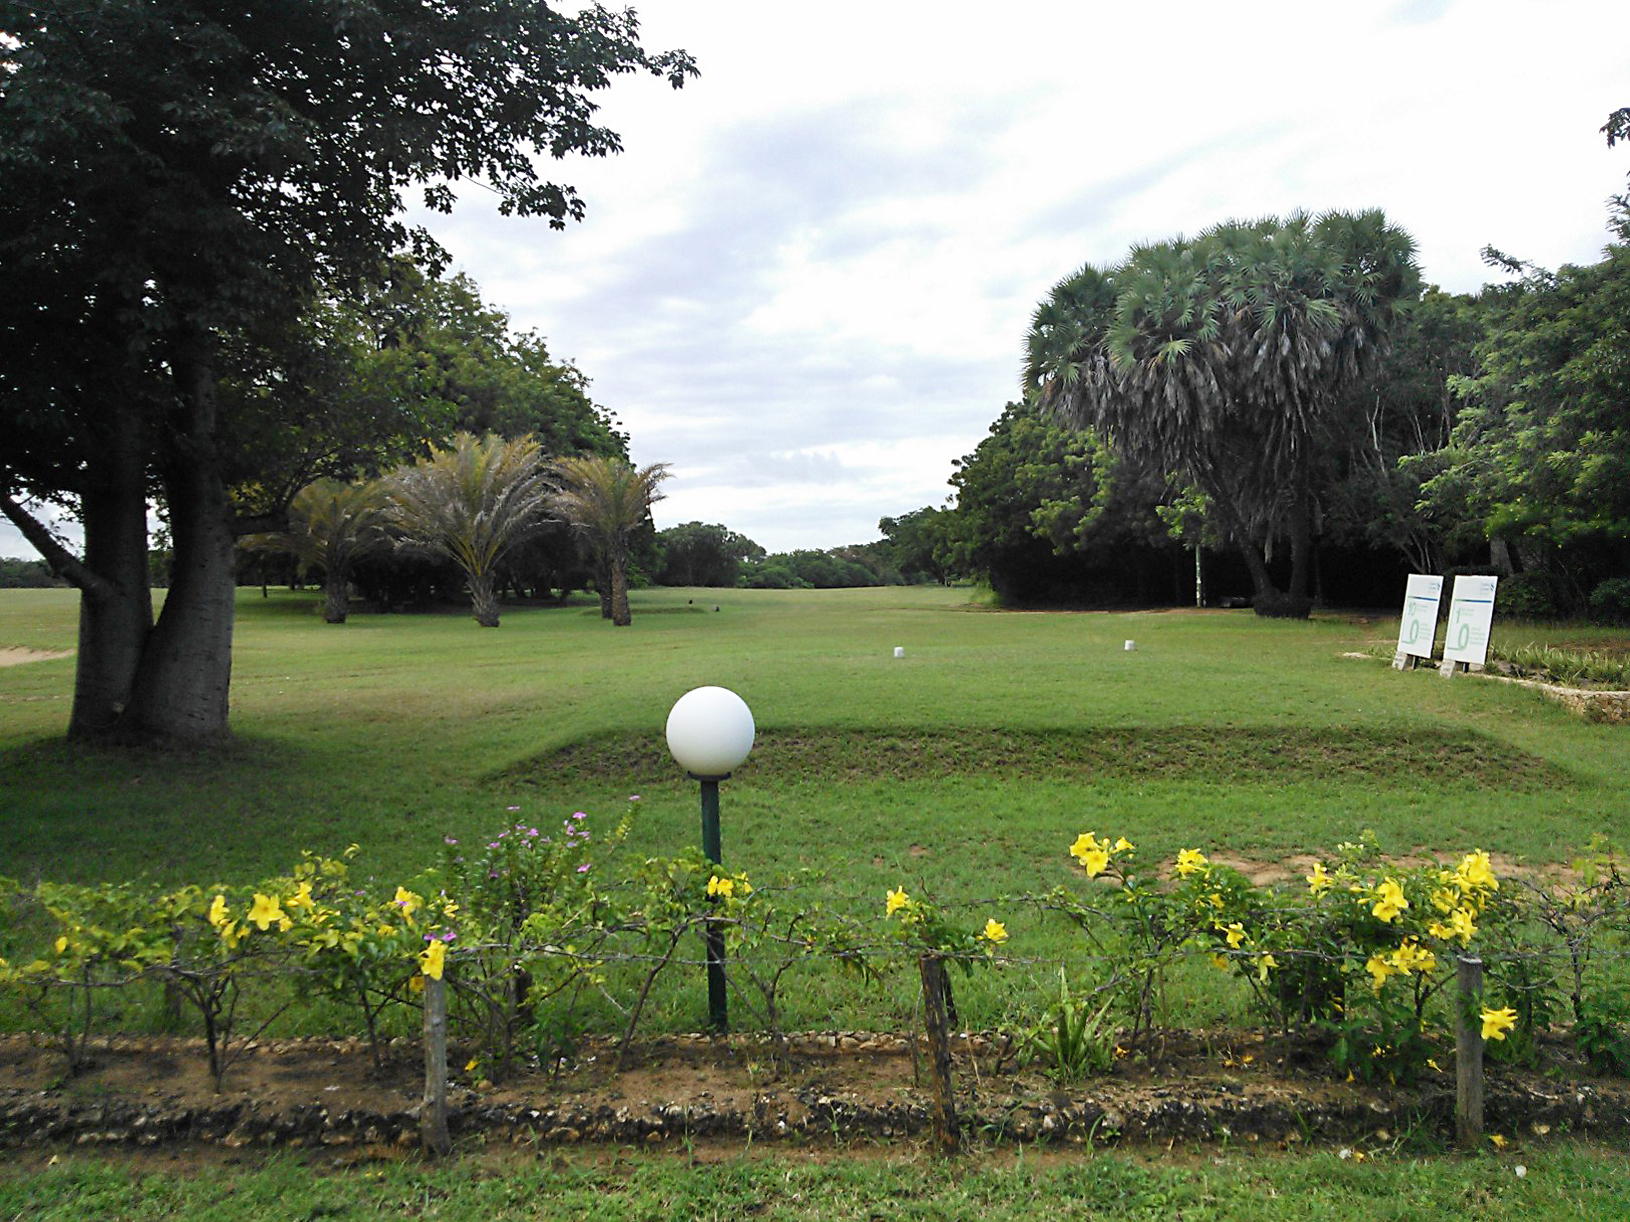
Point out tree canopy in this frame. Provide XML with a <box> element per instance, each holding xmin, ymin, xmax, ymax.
<box><xmin>1025</xmin><ymin>211</ymin><xmax>1420</xmax><ymax>616</ymax></box>
<box><xmin>0</xmin><ymin>0</ymin><xmax>693</xmax><ymax>741</ymax></box>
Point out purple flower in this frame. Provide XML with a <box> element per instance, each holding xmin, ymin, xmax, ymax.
<box><xmin>443</xmin><ymin>836</ymin><xmax>458</xmax><ymax>846</ymax></box>
<box><xmin>572</xmin><ymin>812</ymin><xmax>587</xmax><ymax>821</ymax></box>
<box><xmin>576</xmin><ymin>863</ymin><xmax>591</xmax><ymax>873</ymax></box>
<box><xmin>507</xmin><ymin>805</ymin><xmax>521</xmax><ymax>812</ymax></box>
<box><xmin>527</xmin><ymin>828</ymin><xmax>539</xmax><ymax>837</ymax></box>
<box><xmin>628</xmin><ymin>794</ymin><xmax>642</xmax><ymax>802</ymax></box>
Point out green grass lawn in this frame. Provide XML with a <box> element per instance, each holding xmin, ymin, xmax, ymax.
<box><xmin>3</xmin><ymin>586</ymin><xmax>1629</xmax><ymax>1209</ymax></box>
<box><xmin>2</xmin><ymin>585</ymin><xmax>1627</xmax><ymax>1032</ymax></box>
<box><xmin>3</xmin><ymin>1143</ymin><xmax>1627</xmax><ymax>1221</ymax></box>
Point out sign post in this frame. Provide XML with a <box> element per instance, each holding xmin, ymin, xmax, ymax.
<box><xmin>1439</xmin><ymin>575</ymin><xmax>1499</xmax><ymax>676</ymax></box>
<box><xmin>1393</xmin><ymin>574</ymin><xmax>1444</xmax><ymax>670</ymax></box>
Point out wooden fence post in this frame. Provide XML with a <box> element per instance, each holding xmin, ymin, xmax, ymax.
<box><xmin>422</xmin><ymin>976</ymin><xmax>451</xmax><ymax>1157</ymax></box>
<box><xmin>1455</xmin><ymin>955</ymin><xmax>1484</xmax><ymax>1149</ymax></box>
<box><xmin>917</xmin><ymin>953</ymin><xmax>960</xmax><ymax>1155</ymax></box>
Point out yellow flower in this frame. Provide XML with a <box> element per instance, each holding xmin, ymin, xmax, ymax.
<box><xmin>220</xmin><ymin>920</ymin><xmax>246</xmax><ymax>950</ymax></box>
<box><xmin>418</xmin><ymin>940</ymin><xmax>446</xmax><ymax>980</ymax></box>
<box><xmin>247</xmin><ymin>892</ymin><xmax>284</xmax><ymax>932</ymax></box>
<box><xmin>1211</xmin><ymin>954</ymin><xmax>1230</xmax><ymax>971</ymax></box>
<box><xmin>1365</xmin><ymin>953</ymin><xmax>1395</xmax><ymax>991</ymax></box>
<box><xmin>1114</xmin><ymin>837</ymin><xmax>1134</xmax><ymax>853</ymax></box>
<box><xmin>706</xmin><ymin>875</ymin><xmax>736</xmax><ymax>899</ymax></box>
<box><xmin>394</xmin><ymin>886</ymin><xmax>420</xmax><ymax>919</ymax></box>
<box><xmin>1307</xmin><ymin>863</ymin><xmax>1331</xmax><ymax>895</ymax></box>
<box><xmin>738</xmin><ymin>875</ymin><xmax>753</xmax><ymax>896</ymax></box>
<box><xmin>207</xmin><ymin>894</ymin><xmax>230</xmax><ymax>928</ymax></box>
<box><xmin>1256</xmin><ymin>953</ymin><xmax>1277</xmax><ymax>981</ymax></box>
<box><xmin>53</xmin><ymin>936</ymin><xmax>69</xmax><ymax>955</ymax></box>
<box><xmin>1070</xmin><ymin>833</ymin><xmax>1111</xmax><ymax>878</ymax></box>
<box><xmin>1449</xmin><ymin>907</ymin><xmax>1477</xmax><ymax>944</ymax></box>
<box><xmin>1174</xmin><ymin>848</ymin><xmax>1209</xmax><ymax>878</ymax></box>
<box><xmin>1371</xmin><ymin>878</ymin><xmax>1409</xmax><ymax>923</ymax></box>
<box><xmin>1388</xmin><ymin>940</ymin><xmax>1436</xmax><ymax>977</ymax></box>
<box><xmin>465</xmin><ymin>1057</ymin><xmax>480</xmax><ymax>1073</ymax></box>
<box><xmin>982</xmin><ymin>919</ymin><xmax>1008</xmax><ymax>945</ymax></box>
<box><xmin>286</xmin><ymin>882</ymin><xmax>314</xmax><ymax>911</ymax></box>
<box><xmin>1481</xmin><ymin>1007</ymin><xmax>1518</xmax><ymax>1042</ymax></box>
<box><xmin>885</xmin><ymin>887</ymin><xmax>910</xmax><ymax>917</ymax></box>
<box><xmin>1427</xmin><ymin>1058</ymin><xmax>1443</xmax><ymax>1074</ymax></box>
<box><xmin>1455</xmin><ymin>851</ymin><xmax>1497</xmax><ymax>893</ymax></box>
<box><xmin>1489</xmin><ymin>1133</ymin><xmax>1507</xmax><ymax>1150</ymax></box>
<box><xmin>1221</xmin><ymin>922</ymin><xmax>1247</xmax><ymax>949</ymax></box>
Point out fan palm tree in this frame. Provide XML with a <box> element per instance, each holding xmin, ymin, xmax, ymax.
<box><xmin>550</xmin><ymin>456</ymin><xmax>671</xmax><ymax>626</ymax></box>
<box><xmin>1027</xmin><ymin>210</ymin><xmax>1418</xmax><ymax>616</ymax></box>
<box><xmin>386</xmin><ymin>432</ymin><xmax>552</xmax><ymax>627</ymax></box>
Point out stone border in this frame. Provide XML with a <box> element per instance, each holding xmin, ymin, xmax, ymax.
<box><xmin>3</xmin><ymin>1032</ymin><xmax>1628</xmax><ymax>1152</ymax></box>
<box><xmin>1480</xmin><ymin>674</ymin><xmax>1630</xmax><ymax>724</ymax></box>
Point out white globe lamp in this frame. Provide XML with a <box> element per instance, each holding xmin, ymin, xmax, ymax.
<box><xmin>664</xmin><ymin>685</ymin><xmax>755</xmax><ymax>1032</ymax></box>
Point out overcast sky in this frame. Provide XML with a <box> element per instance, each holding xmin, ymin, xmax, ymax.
<box><xmin>5</xmin><ymin>0</ymin><xmax>1626</xmax><ymax>560</ymax></box>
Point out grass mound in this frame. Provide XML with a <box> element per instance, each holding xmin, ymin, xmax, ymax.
<box><xmin>507</xmin><ymin>725</ymin><xmax>1561</xmax><ymax>788</ymax></box>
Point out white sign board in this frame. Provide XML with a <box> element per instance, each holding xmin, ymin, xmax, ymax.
<box><xmin>1395</xmin><ymin>574</ymin><xmax>1444</xmax><ymax>660</ymax></box>
<box><xmin>1442</xmin><ymin>575</ymin><xmax>1499</xmax><ymax>669</ymax></box>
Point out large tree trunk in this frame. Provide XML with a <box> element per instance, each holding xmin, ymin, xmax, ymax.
<box><xmin>468</xmin><ymin>571</ymin><xmax>501</xmax><ymax>627</ymax></box>
<box><xmin>610</xmin><ymin>544</ymin><xmax>632</xmax><ymax>627</ymax></box>
<box><xmin>1198</xmin><ymin>473</ymin><xmax>1284</xmax><ymax>610</ymax></box>
<box><xmin>0</xmin><ymin>408</ymin><xmax>154</xmax><ymax>740</ymax></box>
<box><xmin>323</xmin><ymin>570</ymin><xmax>350</xmax><ymax>624</ymax></box>
<box><xmin>70</xmin><ymin>412</ymin><xmax>155</xmax><ymax>737</ymax></box>
<box><xmin>123</xmin><ymin>337</ymin><xmax>236</xmax><ymax>744</ymax></box>
<box><xmin>594</xmin><ymin>554</ymin><xmax>613</xmax><ymax>619</ymax></box>
<box><xmin>1284</xmin><ymin>457</ymin><xmax>1315</xmax><ymax>613</ymax></box>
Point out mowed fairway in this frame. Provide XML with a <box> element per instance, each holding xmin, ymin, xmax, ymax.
<box><xmin>1</xmin><ymin>584</ymin><xmax>1626</xmax><ymax>1030</ymax></box>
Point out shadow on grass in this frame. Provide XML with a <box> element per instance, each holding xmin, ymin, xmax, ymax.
<box><xmin>503</xmin><ymin>725</ymin><xmax>1564</xmax><ymax>789</ymax></box>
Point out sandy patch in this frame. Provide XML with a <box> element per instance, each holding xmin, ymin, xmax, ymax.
<box><xmin>0</xmin><ymin>648</ymin><xmax>71</xmax><ymax>667</ymax></box>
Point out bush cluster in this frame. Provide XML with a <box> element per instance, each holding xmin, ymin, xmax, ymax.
<box><xmin>3</xmin><ymin>814</ymin><xmax>1626</xmax><ymax>1092</ymax></box>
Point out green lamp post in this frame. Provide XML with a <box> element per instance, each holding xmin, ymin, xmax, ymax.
<box><xmin>665</xmin><ymin>685</ymin><xmax>755</xmax><ymax>1032</ymax></box>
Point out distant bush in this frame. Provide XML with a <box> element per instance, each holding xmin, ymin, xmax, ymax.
<box><xmin>1588</xmin><ymin>577</ymin><xmax>1630</xmax><ymax>626</ymax></box>
<box><xmin>1496</xmin><ymin>571</ymin><xmax>1562</xmax><ymax>620</ymax></box>
<box><xmin>0</xmin><ymin>557</ymin><xmax>63</xmax><ymax>588</ymax></box>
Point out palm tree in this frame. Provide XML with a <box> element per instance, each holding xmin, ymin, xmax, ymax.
<box><xmin>550</xmin><ymin>456</ymin><xmax>671</xmax><ymax>626</ymax></box>
<box><xmin>1027</xmin><ymin>210</ymin><xmax>1418</xmax><ymax>616</ymax></box>
<box><xmin>242</xmin><ymin>479</ymin><xmax>389</xmax><ymax>623</ymax></box>
<box><xmin>386</xmin><ymin>432</ymin><xmax>552</xmax><ymax>627</ymax></box>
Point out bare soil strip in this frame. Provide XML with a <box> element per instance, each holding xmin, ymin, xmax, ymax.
<box><xmin>0</xmin><ymin>648</ymin><xmax>71</xmax><ymax>668</ymax></box>
<box><xmin>3</xmin><ymin>1030</ymin><xmax>1625</xmax><ymax>1153</ymax></box>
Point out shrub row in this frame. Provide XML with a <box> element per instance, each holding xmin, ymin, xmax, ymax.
<box><xmin>3</xmin><ymin>809</ymin><xmax>1627</xmax><ymax>1089</ymax></box>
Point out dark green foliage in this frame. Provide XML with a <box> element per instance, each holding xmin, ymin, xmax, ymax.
<box><xmin>1418</xmin><ymin>207</ymin><xmax>1630</xmax><ymax>614</ymax></box>
<box><xmin>944</xmin><ymin>401</ymin><xmax>1179</xmax><ymax>605</ymax></box>
<box><xmin>0</xmin><ymin>557</ymin><xmax>62</xmax><ymax>588</ymax></box>
<box><xmin>877</xmin><ymin>507</ymin><xmax>957</xmax><ymax>585</ymax></box>
<box><xmin>1588</xmin><ymin>577</ymin><xmax>1630</xmax><ymax>626</ymax></box>
<box><xmin>1576</xmin><ymin>990</ymin><xmax>1630</xmax><ymax>1076</ymax></box>
<box><xmin>655</xmin><ymin>522</ymin><xmax>765</xmax><ymax>587</ymax></box>
<box><xmin>738</xmin><ymin>550</ymin><xmax>885</xmax><ymax>589</ymax></box>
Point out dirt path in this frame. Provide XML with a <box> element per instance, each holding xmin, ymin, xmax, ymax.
<box><xmin>0</xmin><ymin>648</ymin><xmax>71</xmax><ymax>667</ymax></box>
